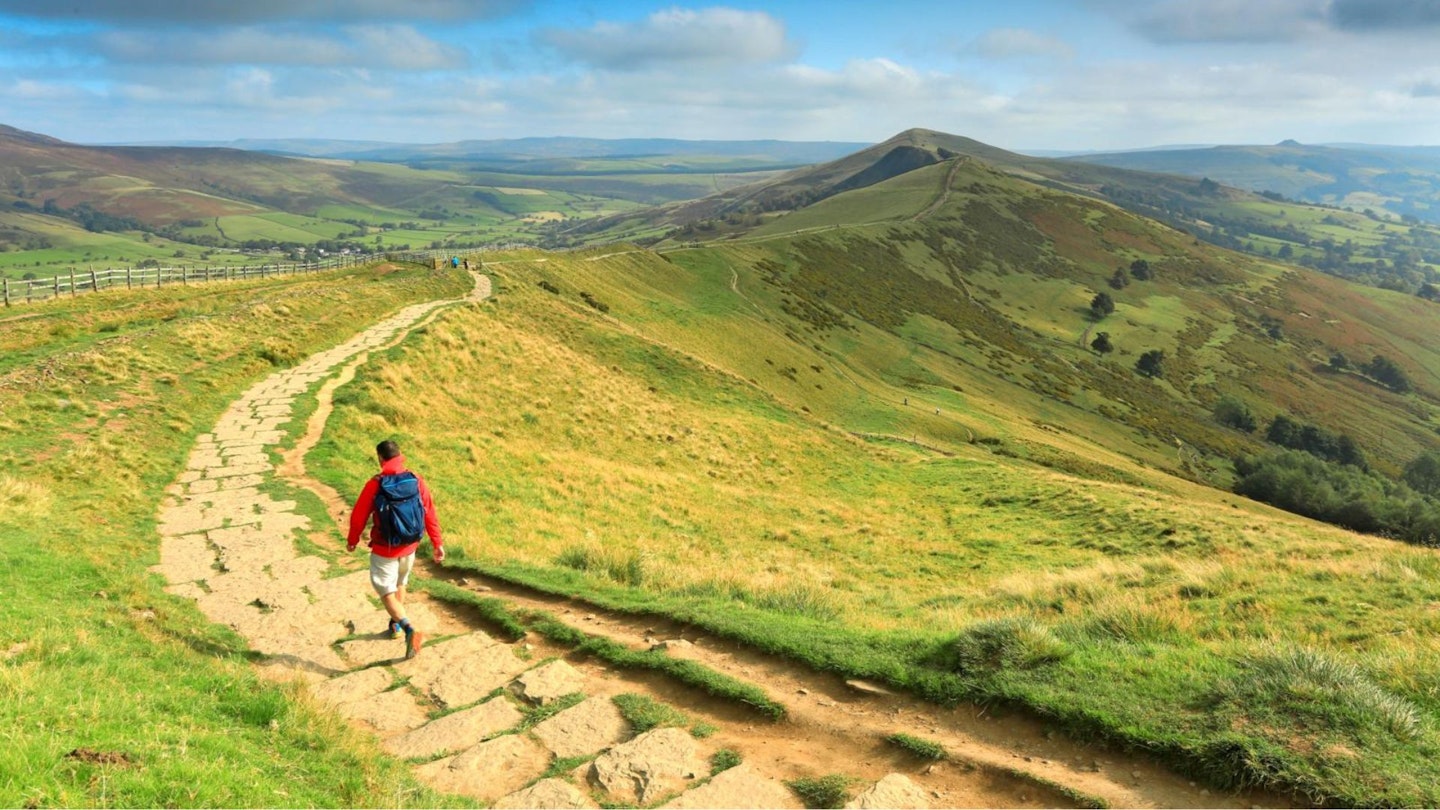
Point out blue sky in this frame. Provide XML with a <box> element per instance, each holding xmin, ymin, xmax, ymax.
<box><xmin>1</xmin><ymin>0</ymin><xmax>1438</xmax><ymax>150</ymax></box>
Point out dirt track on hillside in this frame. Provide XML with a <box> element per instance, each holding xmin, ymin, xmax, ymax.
<box><xmin>159</xmin><ymin>266</ymin><xmax>1288</xmax><ymax>808</ymax></box>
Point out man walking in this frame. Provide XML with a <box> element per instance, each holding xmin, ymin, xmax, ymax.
<box><xmin>346</xmin><ymin>439</ymin><xmax>445</xmax><ymax>659</ymax></box>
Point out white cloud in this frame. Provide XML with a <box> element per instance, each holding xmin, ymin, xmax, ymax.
<box><xmin>1128</xmin><ymin>0</ymin><xmax>1329</xmax><ymax>43</ymax></box>
<box><xmin>539</xmin><ymin>7</ymin><xmax>796</xmax><ymax>70</ymax></box>
<box><xmin>967</xmin><ymin>28</ymin><xmax>1073</xmax><ymax>60</ymax></box>
<box><xmin>6</xmin><ymin>77</ymin><xmax>84</xmax><ymax>100</ymax></box>
<box><xmin>0</xmin><ymin>0</ymin><xmax>521</xmax><ymax>24</ymax></box>
<box><xmin>92</xmin><ymin>25</ymin><xmax>464</xmax><ymax>71</ymax></box>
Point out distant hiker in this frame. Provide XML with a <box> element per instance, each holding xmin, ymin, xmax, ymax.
<box><xmin>463</xmin><ymin>258</ymin><xmax>470</xmax><ymax>270</ymax></box>
<box><xmin>346</xmin><ymin>439</ymin><xmax>445</xmax><ymax>660</ymax></box>
<box><xmin>451</xmin><ymin>256</ymin><xmax>460</xmax><ymax>268</ymax></box>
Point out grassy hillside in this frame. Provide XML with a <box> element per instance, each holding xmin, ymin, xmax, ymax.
<box><xmin>0</xmin><ymin>261</ymin><xmax>474</xmax><ymax>807</ymax></box>
<box><xmin>312</xmin><ymin>165</ymin><xmax>1440</xmax><ymax>804</ymax></box>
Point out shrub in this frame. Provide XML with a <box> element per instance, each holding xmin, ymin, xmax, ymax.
<box><xmin>787</xmin><ymin>775</ymin><xmax>856</xmax><ymax>809</ymax></box>
<box><xmin>1363</xmin><ymin>354</ymin><xmax>1412</xmax><ymax>393</ymax></box>
<box><xmin>1212</xmin><ymin>396</ymin><xmax>1257</xmax><ymax>432</ymax></box>
<box><xmin>1233</xmin><ymin>450</ymin><xmax>1440</xmax><ymax>545</ymax></box>
<box><xmin>554</xmin><ymin>544</ymin><xmax>646</xmax><ymax>587</ymax></box>
<box><xmin>1209</xmin><ymin>648</ymin><xmax>1423</xmax><ymax>742</ymax></box>
<box><xmin>1264</xmin><ymin>415</ymin><xmax>1365</xmax><ymax>467</ymax></box>
<box><xmin>1091</xmin><ymin>331</ymin><xmax>1113</xmax><ymax>354</ymax></box>
<box><xmin>1404</xmin><ymin>450</ymin><xmax>1440</xmax><ymax>497</ymax></box>
<box><xmin>1135</xmin><ymin>349</ymin><xmax>1164</xmax><ymax>378</ymax></box>
<box><xmin>711</xmin><ymin>748</ymin><xmax>742</xmax><ymax>775</ymax></box>
<box><xmin>938</xmin><ymin>616</ymin><xmax>1071</xmax><ymax>673</ymax></box>
<box><xmin>1090</xmin><ymin>292</ymin><xmax>1115</xmax><ymax>320</ymax></box>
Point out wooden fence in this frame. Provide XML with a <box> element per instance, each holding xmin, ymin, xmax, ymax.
<box><xmin>0</xmin><ymin>250</ymin><xmax>468</xmax><ymax>308</ymax></box>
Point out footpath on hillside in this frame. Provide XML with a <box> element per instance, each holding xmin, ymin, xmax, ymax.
<box><xmin>153</xmin><ymin>268</ymin><xmax>1281</xmax><ymax>809</ymax></box>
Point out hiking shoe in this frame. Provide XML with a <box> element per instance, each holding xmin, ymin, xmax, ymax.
<box><xmin>404</xmin><ymin>628</ymin><xmax>426</xmax><ymax>660</ymax></box>
<box><xmin>384</xmin><ymin>619</ymin><xmax>400</xmax><ymax>640</ymax></box>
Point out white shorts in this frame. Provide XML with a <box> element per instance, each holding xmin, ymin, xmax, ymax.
<box><xmin>369</xmin><ymin>552</ymin><xmax>415</xmax><ymax>597</ymax></box>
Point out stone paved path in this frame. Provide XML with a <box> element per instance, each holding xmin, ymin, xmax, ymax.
<box><xmin>151</xmin><ymin>271</ymin><xmax>881</xmax><ymax>808</ymax></box>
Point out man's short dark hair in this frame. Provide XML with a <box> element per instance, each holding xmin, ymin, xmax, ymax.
<box><xmin>377</xmin><ymin>440</ymin><xmax>401</xmax><ymax>460</ymax></box>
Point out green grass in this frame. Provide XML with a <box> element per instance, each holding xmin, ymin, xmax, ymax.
<box><xmin>411</xmin><ymin>579</ymin><xmax>527</xmax><ymax>641</ymax></box>
<box><xmin>884</xmin><ymin>733</ymin><xmax>948</xmax><ymax>761</ymax></box>
<box><xmin>310</xmin><ymin>230</ymin><xmax>1440</xmax><ymax>806</ymax></box>
<box><xmin>786</xmin><ymin>774</ymin><xmax>856</xmax><ymax>809</ymax></box>
<box><xmin>710</xmin><ymin>748</ymin><xmax>742</xmax><ymax>775</ymax></box>
<box><xmin>610</xmin><ymin>693</ymin><xmax>691</xmax><ymax>734</ymax></box>
<box><xmin>0</xmin><ymin>261</ymin><xmax>473</xmax><ymax>807</ymax></box>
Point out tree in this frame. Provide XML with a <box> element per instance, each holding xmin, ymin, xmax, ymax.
<box><xmin>1213</xmin><ymin>396</ymin><xmax>1257</xmax><ymax>432</ymax></box>
<box><xmin>1109</xmin><ymin>268</ymin><xmax>1131</xmax><ymax>290</ymax></box>
<box><xmin>1363</xmin><ymin>354</ymin><xmax>1412</xmax><ymax>393</ymax></box>
<box><xmin>1129</xmin><ymin>259</ymin><xmax>1153</xmax><ymax>281</ymax></box>
<box><xmin>1404</xmin><ymin>451</ymin><xmax>1440</xmax><ymax>497</ymax></box>
<box><xmin>1091</xmin><ymin>331</ymin><xmax>1113</xmax><ymax>354</ymax></box>
<box><xmin>1328</xmin><ymin>352</ymin><xmax>1349</xmax><ymax>371</ymax></box>
<box><xmin>1090</xmin><ymin>292</ymin><xmax>1115</xmax><ymax>320</ymax></box>
<box><xmin>1135</xmin><ymin>349</ymin><xmax>1165</xmax><ymax>378</ymax></box>
<box><xmin>1266</xmin><ymin>414</ymin><xmax>1301</xmax><ymax>448</ymax></box>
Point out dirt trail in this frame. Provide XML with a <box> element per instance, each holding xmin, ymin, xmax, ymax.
<box><xmin>157</xmin><ymin>271</ymin><xmax>1286</xmax><ymax>809</ymax></box>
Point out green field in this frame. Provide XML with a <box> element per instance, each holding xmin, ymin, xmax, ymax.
<box><xmin>0</xmin><ymin>262</ymin><xmax>475</xmax><ymax>806</ymax></box>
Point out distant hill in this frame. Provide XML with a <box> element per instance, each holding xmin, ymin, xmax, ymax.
<box><xmin>563</xmin><ymin>128</ymin><xmax>1440</xmax><ymax>297</ymax></box>
<box><xmin>0</xmin><ymin>123</ymin><xmax>839</xmax><ymax>274</ymax></box>
<box><xmin>117</xmin><ymin>135</ymin><xmax>871</xmax><ymax>168</ymax></box>
<box><xmin>1070</xmin><ymin>141</ymin><xmax>1440</xmax><ymax>222</ymax></box>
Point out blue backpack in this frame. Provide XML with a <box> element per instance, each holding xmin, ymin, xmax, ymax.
<box><xmin>374</xmin><ymin>472</ymin><xmax>426</xmax><ymax>545</ymax></box>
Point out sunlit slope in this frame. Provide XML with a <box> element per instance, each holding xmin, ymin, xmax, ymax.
<box><xmin>317</xmin><ymin>247</ymin><xmax>1440</xmax><ymax>802</ymax></box>
<box><xmin>647</xmin><ymin>158</ymin><xmax>1440</xmax><ymax>479</ymax></box>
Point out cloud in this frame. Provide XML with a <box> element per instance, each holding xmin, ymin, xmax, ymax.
<box><xmin>0</xmin><ymin>0</ymin><xmax>522</xmax><ymax>24</ymax></box>
<box><xmin>538</xmin><ymin>7</ymin><xmax>796</xmax><ymax>70</ymax></box>
<box><xmin>1127</xmin><ymin>0</ymin><xmax>1328</xmax><ymax>43</ymax></box>
<box><xmin>6</xmin><ymin>77</ymin><xmax>85</xmax><ymax>100</ymax></box>
<box><xmin>89</xmin><ymin>25</ymin><xmax>464</xmax><ymax>70</ymax></box>
<box><xmin>1328</xmin><ymin>0</ymin><xmax>1440</xmax><ymax>30</ymax></box>
<box><xmin>966</xmin><ymin>28</ymin><xmax>1073</xmax><ymax>60</ymax></box>
<box><xmin>1412</xmin><ymin>82</ymin><xmax>1440</xmax><ymax>97</ymax></box>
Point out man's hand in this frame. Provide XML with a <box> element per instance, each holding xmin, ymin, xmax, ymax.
<box><xmin>434</xmin><ymin>545</ymin><xmax>446</xmax><ymax>564</ymax></box>
<box><xmin>346</xmin><ymin>542</ymin><xmax>357</xmax><ymax>553</ymax></box>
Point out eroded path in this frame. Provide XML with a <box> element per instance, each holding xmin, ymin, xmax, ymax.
<box><xmin>155</xmin><ymin>273</ymin><xmax>1280</xmax><ymax>809</ymax></box>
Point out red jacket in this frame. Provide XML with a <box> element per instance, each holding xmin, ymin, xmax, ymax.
<box><xmin>347</xmin><ymin>454</ymin><xmax>443</xmax><ymax>558</ymax></box>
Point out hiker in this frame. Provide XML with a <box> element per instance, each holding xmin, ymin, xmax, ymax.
<box><xmin>346</xmin><ymin>439</ymin><xmax>445</xmax><ymax>660</ymax></box>
<box><xmin>463</xmin><ymin>258</ymin><xmax>470</xmax><ymax>270</ymax></box>
<box><xmin>451</xmin><ymin>256</ymin><xmax>460</xmax><ymax>268</ymax></box>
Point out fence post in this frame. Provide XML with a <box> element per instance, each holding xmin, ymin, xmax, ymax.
<box><xmin>90</xmin><ymin>268</ymin><xmax>98</xmax><ymax>293</ymax></box>
<box><xmin>126</xmin><ymin>267</ymin><xmax>132</xmax><ymax>289</ymax></box>
<box><xmin>2</xmin><ymin>277</ymin><xmax>8</xmax><ymax>307</ymax></box>
<box><xmin>157</xmin><ymin>267</ymin><xmax>162</xmax><ymax>288</ymax></box>
<box><xmin>69</xmin><ymin>268</ymin><xmax>76</xmax><ymax>297</ymax></box>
